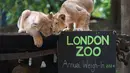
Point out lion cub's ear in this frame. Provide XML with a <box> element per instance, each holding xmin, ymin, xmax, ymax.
<box><xmin>58</xmin><ymin>14</ymin><xmax>65</xmax><ymax>21</ymax></box>
<box><xmin>48</xmin><ymin>12</ymin><xmax>53</xmax><ymax>19</ymax></box>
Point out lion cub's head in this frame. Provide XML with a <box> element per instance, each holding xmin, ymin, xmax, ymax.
<box><xmin>51</xmin><ymin>13</ymin><xmax>67</xmax><ymax>34</ymax></box>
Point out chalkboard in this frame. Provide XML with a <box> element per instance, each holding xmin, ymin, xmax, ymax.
<box><xmin>58</xmin><ymin>31</ymin><xmax>116</xmax><ymax>73</ymax></box>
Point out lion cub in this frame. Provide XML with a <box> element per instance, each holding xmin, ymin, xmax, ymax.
<box><xmin>17</xmin><ymin>10</ymin><xmax>53</xmax><ymax>47</ymax></box>
<box><xmin>51</xmin><ymin>0</ymin><xmax>94</xmax><ymax>33</ymax></box>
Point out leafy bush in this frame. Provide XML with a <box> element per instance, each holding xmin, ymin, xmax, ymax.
<box><xmin>92</xmin><ymin>0</ymin><xmax>111</xmax><ymax>19</ymax></box>
<box><xmin>0</xmin><ymin>0</ymin><xmax>64</xmax><ymax>25</ymax></box>
<box><xmin>0</xmin><ymin>0</ymin><xmax>111</xmax><ymax>26</ymax></box>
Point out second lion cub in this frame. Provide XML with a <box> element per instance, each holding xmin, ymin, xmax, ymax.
<box><xmin>52</xmin><ymin>0</ymin><xmax>94</xmax><ymax>33</ymax></box>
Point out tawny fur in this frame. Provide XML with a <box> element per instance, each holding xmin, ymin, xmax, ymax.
<box><xmin>52</xmin><ymin>0</ymin><xmax>94</xmax><ymax>33</ymax></box>
<box><xmin>17</xmin><ymin>10</ymin><xmax>53</xmax><ymax>47</ymax></box>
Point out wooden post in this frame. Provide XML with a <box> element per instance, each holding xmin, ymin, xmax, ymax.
<box><xmin>121</xmin><ymin>0</ymin><xmax>130</xmax><ymax>35</ymax></box>
<box><xmin>111</xmin><ymin>0</ymin><xmax>121</xmax><ymax>30</ymax></box>
<box><xmin>121</xmin><ymin>0</ymin><xmax>130</xmax><ymax>73</ymax></box>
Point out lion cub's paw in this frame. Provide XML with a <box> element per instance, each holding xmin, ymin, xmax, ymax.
<box><xmin>33</xmin><ymin>36</ymin><xmax>43</xmax><ymax>47</ymax></box>
<box><xmin>89</xmin><ymin>29</ymin><xmax>92</xmax><ymax>31</ymax></box>
<box><xmin>83</xmin><ymin>28</ymin><xmax>92</xmax><ymax>31</ymax></box>
<box><xmin>63</xmin><ymin>28</ymin><xmax>71</xmax><ymax>31</ymax></box>
<box><xmin>73</xmin><ymin>28</ymin><xmax>83</xmax><ymax>31</ymax></box>
<box><xmin>54</xmin><ymin>32</ymin><xmax>61</xmax><ymax>35</ymax></box>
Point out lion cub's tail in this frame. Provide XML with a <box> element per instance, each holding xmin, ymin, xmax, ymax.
<box><xmin>17</xmin><ymin>10</ymin><xmax>31</xmax><ymax>33</ymax></box>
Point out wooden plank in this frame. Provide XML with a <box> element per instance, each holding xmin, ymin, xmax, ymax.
<box><xmin>111</xmin><ymin>0</ymin><xmax>121</xmax><ymax>30</ymax></box>
<box><xmin>118</xmin><ymin>0</ymin><xmax>130</xmax><ymax>73</ymax></box>
<box><xmin>0</xmin><ymin>49</ymin><xmax>56</xmax><ymax>60</ymax></box>
<box><xmin>0</xmin><ymin>33</ymin><xmax>58</xmax><ymax>53</ymax></box>
<box><xmin>121</xmin><ymin>0</ymin><xmax>130</xmax><ymax>36</ymax></box>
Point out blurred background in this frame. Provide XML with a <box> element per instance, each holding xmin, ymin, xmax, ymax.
<box><xmin>0</xmin><ymin>0</ymin><xmax>120</xmax><ymax>32</ymax></box>
<box><xmin>1</xmin><ymin>0</ymin><xmax>130</xmax><ymax>73</ymax></box>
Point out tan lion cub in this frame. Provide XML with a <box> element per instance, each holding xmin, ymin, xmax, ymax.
<box><xmin>51</xmin><ymin>0</ymin><xmax>94</xmax><ymax>33</ymax></box>
<box><xmin>17</xmin><ymin>10</ymin><xmax>53</xmax><ymax>47</ymax></box>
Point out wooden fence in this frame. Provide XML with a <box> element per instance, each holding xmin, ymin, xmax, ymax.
<box><xmin>0</xmin><ymin>32</ymin><xmax>130</xmax><ymax>73</ymax></box>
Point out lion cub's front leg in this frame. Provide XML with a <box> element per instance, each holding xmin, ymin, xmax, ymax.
<box><xmin>27</xmin><ymin>30</ymin><xmax>43</xmax><ymax>47</ymax></box>
<box><xmin>33</xmin><ymin>35</ymin><xmax>43</xmax><ymax>47</ymax></box>
<box><xmin>74</xmin><ymin>28</ymin><xmax>83</xmax><ymax>31</ymax></box>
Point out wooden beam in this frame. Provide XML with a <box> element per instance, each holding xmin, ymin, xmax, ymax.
<box><xmin>111</xmin><ymin>0</ymin><xmax>121</xmax><ymax>30</ymax></box>
<box><xmin>0</xmin><ymin>33</ymin><xmax>58</xmax><ymax>53</ymax></box>
<box><xmin>121</xmin><ymin>0</ymin><xmax>130</xmax><ymax>36</ymax></box>
<box><xmin>117</xmin><ymin>0</ymin><xmax>130</xmax><ymax>73</ymax></box>
<box><xmin>0</xmin><ymin>49</ymin><xmax>56</xmax><ymax>60</ymax></box>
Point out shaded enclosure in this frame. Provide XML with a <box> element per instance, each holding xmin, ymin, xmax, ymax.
<box><xmin>1</xmin><ymin>0</ymin><xmax>130</xmax><ymax>73</ymax></box>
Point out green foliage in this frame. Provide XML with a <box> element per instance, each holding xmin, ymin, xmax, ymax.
<box><xmin>0</xmin><ymin>0</ymin><xmax>64</xmax><ymax>25</ymax></box>
<box><xmin>0</xmin><ymin>0</ymin><xmax>111</xmax><ymax>26</ymax></box>
<box><xmin>92</xmin><ymin>0</ymin><xmax>111</xmax><ymax>19</ymax></box>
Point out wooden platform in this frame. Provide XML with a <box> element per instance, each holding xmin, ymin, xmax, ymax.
<box><xmin>0</xmin><ymin>33</ymin><xmax>58</xmax><ymax>53</ymax></box>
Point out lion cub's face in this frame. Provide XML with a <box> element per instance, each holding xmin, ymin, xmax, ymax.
<box><xmin>51</xmin><ymin>13</ymin><xmax>66</xmax><ymax>34</ymax></box>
